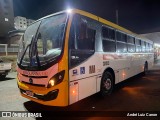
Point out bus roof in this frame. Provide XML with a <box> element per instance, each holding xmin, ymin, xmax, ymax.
<box><xmin>31</xmin><ymin>9</ymin><xmax>134</xmax><ymax>35</ymax></box>
<box><xmin>31</xmin><ymin>9</ymin><xmax>153</xmax><ymax>44</ymax></box>
<box><xmin>72</xmin><ymin>9</ymin><xmax>153</xmax><ymax>43</ymax></box>
<box><xmin>73</xmin><ymin>9</ymin><xmax>135</xmax><ymax>34</ymax></box>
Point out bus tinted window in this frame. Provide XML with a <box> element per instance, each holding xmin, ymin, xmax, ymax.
<box><xmin>149</xmin><ymin>43</ymin><xmax>153</xmax><ymax>52</ymax></box>
<box><xmin>70</xmin><ymin>15</ymin><xmax>95</xmax><ymax>50</ymax></box>
<box><xmin>128</xmin><ymin>44</ymin><xmax>135</xmax><ymax>52</ymax></box>
<box><xmin>109</xmin><ymin>28</ymin><xmax>115</xmax><ymax>40</ymax></box>
<box><xmin>135</xmin><ymin>39</ymin><xmax>141</xmax><ymax>52</ymax></box>
<box><xmin>103</xmin><ymin>40</ymin><xmax>116</xmax><ymax>52</ymax></box>
<box><xmin>144</xmin><ymin>42</ymin><xmax>147</xmax><ymax>52</ymax></box>
<box><xmin>121</xmin><ymin>33</ymin><xmax>127</xmax><ymax>42</ymax></box>
<box><xmin>116</xmin><ymin>31</ymin><xmax>121</xmax><ymax>41</ymax></box>
<box><xmin>77</xmin><ymin>27</ymin><xmax>95</xmax><ymax>50</ymax></box>
<box><xmin>117</xmin><ymin>42</ymin><xmax>127</xmax><ymax>53</ymax></box>
<box><xmin>102</xmin><ymin>27</ymin><xmax>115</xmax><ymax>40</ymax></box>
<box><xmin>136</xmin><ymin>39</ymin><xmax>141</xmax><ymax>45</ymax></box>
<box><xmin>116</xmin><ymin>31</ymin><xmax>127</xmax><ymax>42</ymax></box>
<box><xmin>127</xmin><ymin>36</ymin><xmax>135</xmax><ymax>44</ymax></box>
<box><xmin>141</xmin><ymin>41</ymin><xmax>146</xmax><ymax>52</ymax></box>
<box><xmin>146</xmin><ymin>42</ymin><xmax>149</xmax><ymax>52</ymax></box>
<box><xmin>136</xmin><ymin>46</ymin><xmax>141</xmax><ymax>52</ymax></box>
<box><xmin>69</xmin><ymin>14</ymin><xmax>96</xmax><ymax>68</ymax></box>
<box><xmin>102</xmin><ymin>27</ymin><xmax>108</xmax><ymax>38</ymax></box>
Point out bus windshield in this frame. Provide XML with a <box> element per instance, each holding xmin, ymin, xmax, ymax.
<box><xmin>18</xmin><ymin>13</ymin><xmax>67</xmax><ymax>69</ymax></box>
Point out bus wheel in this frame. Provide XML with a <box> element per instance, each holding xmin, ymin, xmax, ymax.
<box><xmin>100</xmin><ymin>71</ymin><xmax>114</xmax><ymax>97</ymax></box>
<box><xmin>143</xmin><ymin>62</ymin><xmax>148</xmax><ymax>75</ymax></box>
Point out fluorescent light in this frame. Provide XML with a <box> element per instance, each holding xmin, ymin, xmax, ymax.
<box><xmin>67</xmin><ymin>9</ymin><xmax>72</xmax><ymax>13</ymax></box>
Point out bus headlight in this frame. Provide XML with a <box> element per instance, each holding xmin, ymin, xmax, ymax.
<box><xmin>47</xmin><ymin>70</ymin><xmax>65</xmax><ymax>88</ymax></box>
<box><xmin>49</xmin><ymin>79</ymin><xmax>55</xmax><ymax>87</ymax></box>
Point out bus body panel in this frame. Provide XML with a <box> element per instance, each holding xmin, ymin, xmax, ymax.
<box><xmin>69</xmin><ymin>52</ymin><xmax>154</xmax><ymax>104</ymax></box>
<box><xmin>17</xmin><ymin>13</ymin><xmax>72</xmax><ymax>106</ymax></box>
<box><xmin>17</xmin><ymin>9</ymin><xmax>154</xmax><ymax>106</ymax></box>
<box><xmin>69</xmin><ymin>53</ymin><xmax>102</xmax><ymax>104</ymax></box>
<box><xmin>17</xmin><ymin>64</ymin><xmax>58</xmax><ymax>87</ymax></box>
<box><xmin>18</xmin><ymin>79</ymin><xmax>68</xmax><ymax>106</ymax></box>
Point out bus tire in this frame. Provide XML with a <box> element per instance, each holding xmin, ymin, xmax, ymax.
<box><xmin>100</xmin><ymin>71</ymin><xmax>114</xmax><ymax>97</ymax></box>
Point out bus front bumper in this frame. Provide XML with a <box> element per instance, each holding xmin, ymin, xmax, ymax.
<box><xmin>19</xmin><ymin>88</ymin><xmax>59</xmax><ymax>101</ymax></box>
<box><xmin>17</xmin><ymin>80</ymin><xmax>69</xmax><ymax>106</ymax></box>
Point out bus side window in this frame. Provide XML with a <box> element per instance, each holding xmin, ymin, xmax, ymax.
<box><xmin>149</xmin><ymin>43</ymin><xmax>153</xmax><ymax>52</ymax></box>
<box><xmin>136</xmin><ymin>39</ymin><xmax>141</xmax><ymax>52</ymax></box>
<box><xmin>116</xmin><ymin>31</ymin><xmax>127</xmax><ymax>53</ymax></box>
<box><xmin>117</xmin><ymin>42</ymin><xmax>127</xmax><ymax>53</ymax></box>
<box><xmin>103</xmin><ymin>40</ymin><xmax>116</xmax><ymax>52</ymax></box>
<box><xmin>141</xmin><ymin>41</ymin><xmax>146</xmax><ymax>52</ymax></box>
<box><xmin>121</xmin><ymin>33</ymin><xmax>127</xmax><ymax>42</ymax></box>
<box><xmin>77</xmin><ymin>21</ymin><xmax>95</xmax><ymax>50</ymax></box>
<box><xmin>127</xmin><ymin>36</ymin><xmax>135</xmax><ymax>53</ymax></box>
<box><xmin>69</xmin><ymin>14</ymin><xmax>96</xmax><ymax>68</ymax></box>
<box><xmin>146</xmin><ymin>42</ymin><xmax>150</xmax><ymax>52</ymax></box>
<box><xmin>102</xmin><ymin>26</ymin><xmax>116</xmax><ymax>52</ymax></box>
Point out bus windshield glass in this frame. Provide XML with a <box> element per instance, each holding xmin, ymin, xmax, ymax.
<box><xmin>18</xmin><ymin>13</ymin><xmax>67</xmax><ymax>69</ymax></box>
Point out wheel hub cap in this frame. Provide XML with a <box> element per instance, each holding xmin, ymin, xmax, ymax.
<box><xmin>104</xmin><ymin>78</ymin><xmax>111</xmax><ymax>90</ymax></box>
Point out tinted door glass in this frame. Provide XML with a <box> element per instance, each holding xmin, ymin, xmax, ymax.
<box><xmin>69</xmin><ymin>14</ymin><xmax>96</xmax><ymax>68</ymax></box>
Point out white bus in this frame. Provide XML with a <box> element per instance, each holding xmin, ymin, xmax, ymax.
<box><xmin>17</xmin><ymin>9</ymin><xmax>154</xmax><ymax>106</ymax></box>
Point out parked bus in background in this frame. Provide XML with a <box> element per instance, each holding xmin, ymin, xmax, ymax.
<box><xmin>17</xmin><ymin>9</ymin><xmax>154</xmax><ymax>106</ymax></box>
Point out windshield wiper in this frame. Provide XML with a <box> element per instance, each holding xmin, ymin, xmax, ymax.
<box><xmin>34</xmin><ymin>43</ymin><xmax>41</xmax><ymax>67</ymax></box>
<box><xmin>19</xmin><ymin>35</ymin><xmax>40</xmax><ymax>68</ymax></box>
<box><xmin>29</xmin><ymin>35</ymin><xmax>41</xmax><ymax>67</ymax></box>
<box><xmin>20</xmin><ymin>44</ymin><xmax>30</xmax><ymax>65</ymax></box>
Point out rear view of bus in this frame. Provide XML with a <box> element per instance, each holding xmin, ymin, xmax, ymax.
<box><xmin>17</xmin><ymin>10</ymin><xmax>71</xmax><ymax>106</ymax></box>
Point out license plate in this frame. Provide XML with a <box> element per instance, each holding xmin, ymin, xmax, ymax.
<box><xmin>26</xmin><ymin>91</ymin><xmax>34</xmax><ymax>97</ymax></box>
